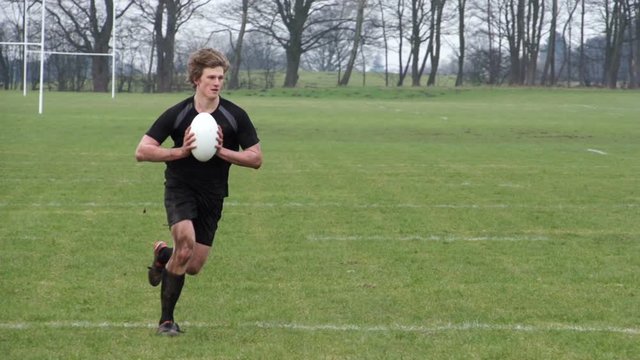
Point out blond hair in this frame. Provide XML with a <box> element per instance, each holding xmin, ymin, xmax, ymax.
<box><xmin>187</xmin><ymin>48</ymin><xmax>230</xmax><ymax>88</ymax></box>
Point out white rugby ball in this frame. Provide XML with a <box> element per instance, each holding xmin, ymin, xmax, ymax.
<box><xmin>190</xmin><ymin>113</ymin><xmax>218</xmax><ymax>162</ymax></box>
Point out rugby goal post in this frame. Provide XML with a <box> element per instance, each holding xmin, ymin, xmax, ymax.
<box><xmin>0</xmin><ymin>0</ymin><xmax>117</xmax><ymax>114</ymax></box>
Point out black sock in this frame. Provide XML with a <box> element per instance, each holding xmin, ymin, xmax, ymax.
<box><xmin>158</xmin><ymin>247</ymin><xmax>173</xmax><ymax>265</ymax></box>
<box><xmin>160</xmin><ymin>270</ymin><xmax>185</xmax><ymax>324</ymax></box>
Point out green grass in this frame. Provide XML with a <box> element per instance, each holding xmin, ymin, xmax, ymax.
<box><xmin>1</xmin><ymin>87</ymin><xmax>639</xmax><ymax>359</ymax></box>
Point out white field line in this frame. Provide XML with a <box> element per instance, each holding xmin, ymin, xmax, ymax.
<box><xmin>253</xmin><ymin>321</ymin><xmax>640</xmax><ymax>335</ymax></box>
<box><xmin>225</xmin><ymin>202</ymin><xmax>640</xmax><ymax>210</ymax></box>
<box><xmin>1</xmin><ymin>320</ymin><xmax>638</xmax><ymax>336</ymax></box>
<box><xmin>0</xmin><ymin>178</ymin><xmax>141</xmax><ymax>183</ymax></box>
<box><xmin>0</xmin><ymin>201</ymin><xmax>157</xmax><ymax>208</ymax></box>
<box><xmin>354</xmin><ymin>163</ymin><xmax>618</xmax><ymax>169</ymax></box>
<box><xmin>307</xmin><ymin>235</ymin><xmax>550</xmax><ymax>242</ymax></box>
<box><xmin>0</xmin><ymin>201</ymin><xmax>638</xmax><ymax>210</ymax></box>
<box><xmin>0</xmin><ymin>321</ymin><xmax>157</xmax><ymax>330</ymax></box>
<box><xmin>587</xmin><ymin>148</ymin><xmax>608</xmax><ymax>155</ymax></box>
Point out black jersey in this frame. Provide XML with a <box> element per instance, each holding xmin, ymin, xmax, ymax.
<box><xmin>146</xmin><ymin>96</ymin><xmax>260</xmax><ymax>197</ymax></box>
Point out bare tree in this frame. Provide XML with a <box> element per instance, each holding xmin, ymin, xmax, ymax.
<box><xmin>302</xmin><ymin>28</ymin><xmax>349</xmax><ymax>72</ymax></box>
<box><xmin>339</xmin><ymin>0</ymin><xmax>367</xmax><ymax>85</ymax></box>
<box><xmin>250</xmin><ymin>0</ymin><xmax>348</xmax><ymax>87</ymax></box>
<box><xmin>391</xmin><ymin>0</ymin><xmax>412</xmax><ymax>86</ymax></box>
<box><xmin>502</xmin><ymin>0</ymin><xmax>546</xmax><ymax>85</ymax></box>
<box><xmin>135</xmin><ymin>0</ymin><xmax>210</xmax><ymax>92</ymax></box>
<box><xmin>487</xmin><ymin>0</ymin><xmax>504</xmax><ymax>84</ymax></box>
<box><xmin>48</xmin><ymin>0</ymin><xmax>134</xmax><ymax>92</ymax></box>
<box><xmin>375</xmin><ymin>0</ymin><xmax>391</xmax><ymax>86</ymax></box>
<box><xmin>301</xmin><ymin>2</ymin><xmax>350</xmax><ymax>77</ymax></box>
<box><xmin>468</xmin><ymin>0</ymin><xmax>507</xmax><ymax>84</ymax></box>
<box><xmin>4</xmin><ymin>0</ymin><xmax>640</xmax><ymax>91</ymax></box>
<box><xmin>0</xmin><ymin>12</ymin><xmax>19</xmax><ymax>89</ymax></box>
<box><xmin>409</xmin><ymin>0</ymin><xmax>429</xmax><ymax>86</ymax></box>
<box><xmin>523</xmin><ymin>0</ymin><xmax>545</xmax><ymax>86</ymax></box>
<box><xmin>558</xmin><ymin>0</ymin><xmax>580</xmax><ymax>86</ymax></box>
<box><xmin>226</xmin><ymin>0</ymin><xmax>255</xmax><ymax>90</ymax></box>
<box><xmin>241</xmin><ymin>33</ymin><xmax>283</xmax><ymax>89</ymax></box>
<box><xmin>115</xmin><ymin>14</ymin><xmax>153</xmax><ymax>92</ymax></box>
<box><xmin>603</xmin><ymin>0</ymin><xmax>631</xmax><ymax>88</ymax></box>
<box><xmin>504</xmin><ymin>0</ymin><xmax>524</xmax><ymax>84</ymax></box>
<box><xmin>468</xmin><ymin>0</ymin><xmax>503</xmax><ymax>84</ymax></box>
<box><xmin>425</xmin><ymin>0</ymin><xmax>446</xmax><ymax>86</ymax></box>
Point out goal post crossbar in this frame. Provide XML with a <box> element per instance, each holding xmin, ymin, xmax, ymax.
<box><xmin>0</xmin><ymin>41</ymin><xmax>41</xmax><ymax>46</ymax></box>
<box><xmin>31</xmin><ymin>50</ymin><xmax>115</xmax><ymax>57</ymax></box>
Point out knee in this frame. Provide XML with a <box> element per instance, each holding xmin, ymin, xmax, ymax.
<box><xmin>173</xmin><ymin>242</ymin><xmax>194</xmax><ymax>266</ymax></box>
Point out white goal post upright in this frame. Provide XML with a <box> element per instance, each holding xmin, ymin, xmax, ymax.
<box><xmin>111</xmin><ymin>1</ymin><xmax>116</xmax><ymax>99</ymax></box>
<box><xmin>38</xmin><ymin>0</ymin><xmax>46</xmax><ymax>114</ymax></box>
<box><xmin>23</xmin><ymin>0</ymin><xmax>29</xmax><ymax>96</ymax></box>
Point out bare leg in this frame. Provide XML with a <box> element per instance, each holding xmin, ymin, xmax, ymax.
<box><xmin>160</xmin><ymin>220</ymin><xmax>196</xmax><ymax>325</ymax></box>
<box><xmin>166</xmin><ymin>220</ymin><xmax>196</xmax><ymax>274</ymax></box>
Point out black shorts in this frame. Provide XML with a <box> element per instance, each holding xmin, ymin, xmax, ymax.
<box><xmin>164</xmin><ymin>177</ymin><xmax>224</xmax><ymax>247</ymax></box>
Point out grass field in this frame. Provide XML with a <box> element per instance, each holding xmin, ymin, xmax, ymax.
<box><xmin>1</xmin><ymin>87</ymin><xmax>639</xmax><ymax>359</ymax></box>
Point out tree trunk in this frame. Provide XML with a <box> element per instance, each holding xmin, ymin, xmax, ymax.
<box><xmin>604</xmin><ymin>0</ymin><xmax>629</xmax><ymax>89</ymax></box>
<box><xmin>0</xmin><ymin>46</ymin><xmax>9</xmax><ymax>90</ymax></box>
<box><xmin>49</xmin><ymin>0</ymin><xmax>117</xmax><ymax>92</ymax></box>
<box><xmin>410</xmin><ymin>0</ymin><xmax>424</xmax><ymax>86</ymax></box>
<box><xmin>92</xmin><ymin>0</ymin><xmax>113</xmax><ymax>92</ymax></box>
<box><xmin>228</xmin><ymin>0</ymin><xmax>250</xmax><ymax>90</ymax></box>
<box><xmin>486</xmin><ymin>0</ymin><xmax>496</xmax><ymax>84</ymax></box>
<box><xmin>92</xmin><ymin>55</ymin><xmax>110</xmax><ymax>92</ymax></box>
<box><xmin>284</xmin><ymin>45</ymin><xmax>301</xmax><ymax>87</ymax></box>
<box><xmin>267</xmin><ymin>0</ymin><xmax>320</xmax><ymax>88</ymax></box>
<box><xmin>579</xmin><ymin>0</ymin><xmax>586</xmax><ymax>85</ymax></box>
<box><xmin>542</xmin><ymin>0</ymin><xmax>557</xmax><ymax>86</ymax></box>
<box><xmin>395</xmin><ymin>0</ymin><xmax>408</xmax><ymax>86</ymax></box>
<box><xmin>559</xmin><ymin>0</ymin><xmax>580</xmax><ymax>86</ymax></box>
<box><xmin>339</xmin><ymin>0</ymin><xmax>367</xmax><ymax>86</ymax></box>
<box><xmin>145</xmin><ymin>41</ymin><xmax>156</xmax><ymax>93</ymax></box>
<box><xmin>426</xmin><ymin>0</ymin><xmax>445</xmax><ymax>86</ymax></box>
<box><xmin>377</xmin><ymin>0</ymin><xmax>390</xmax><ymax>86</ymax></box>
<box><xmin>397</xmin><ymin>52</ymin><xmax>412</xmax><ymax>86</ymax></box>
<box><xmin>629</xmin><ymin>1</ymin><xmax>639</xmax><ymax>88</ymax></box>
<box><xmin>154</xmin><ymin>0</ymin><xmax>178</xmax><ymax>92</ymax></box>
<box><xmin>455</xmin><ymin>0</ymin><xmax>466</xmax><ymax>87</ymax></box>
<box><xmin>523</xmin><ymin>0</ymin><xmax>544</xmax><ymax>86</ymax></box>
<box><xmin>506</xmin><ymin>0</ymin><xmax>525</xmax><ymax>85</ymax></box>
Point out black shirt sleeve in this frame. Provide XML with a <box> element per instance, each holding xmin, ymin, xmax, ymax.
<box><xmin>219</xmin><ymin>98</ymin><xmax>260</xmax><ymax>150</ymax></box>
<box><xmin>236</xmin><ymin>108</ymin><xmax>260</xmax><ymax>150</ymax></box>
<box><xmin>146</xmin><ymin>98</ymin><xmax>191</xmax><ymax>145</ymax></box>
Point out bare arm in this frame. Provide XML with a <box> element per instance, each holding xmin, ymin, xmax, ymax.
<box><xmin>213</xmin><ymin>126</ymin><xmax>262</xmax><ymax>169</ymax></box>
<box><xmin>216</xmin><ymin>142</ymin><xmax>263</xmax><ymax>169</ymax></box>
<box><xmin>135</xmin><ymin>130</ymin><xmax>196</xmax><ymax>162</ymax></box>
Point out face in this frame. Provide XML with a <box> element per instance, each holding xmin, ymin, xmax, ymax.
<box><xmin>194</xmin><ymin>67</ymin><xmax>225</xmax><ymax>99</ymax></box>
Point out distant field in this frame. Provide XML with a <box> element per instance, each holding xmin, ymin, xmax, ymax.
<box><xmin>180</xmin><ymin>69</ymin><xmax>456</xmax><ymax>91</ymax></box>
<box><xmin>1</xmin><ymin>88</ymin><xmax>639</xmax><ymax>359</ymax></box>
<box><xmin>269</xmin><ymin>70</ymin><xmax>456</xmax><ymax>88</ymax></box>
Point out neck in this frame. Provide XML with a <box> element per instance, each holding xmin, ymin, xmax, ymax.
<box><xmin>194</xmin><ymin>94</ymin><xmax>219</xmax><ymax>113</ymax></box>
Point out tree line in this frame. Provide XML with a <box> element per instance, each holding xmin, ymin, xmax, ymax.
<box><xmin>0</xmin><ymin>0</ymin><xmax>639</xmax><ymax>92</ymax></box>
